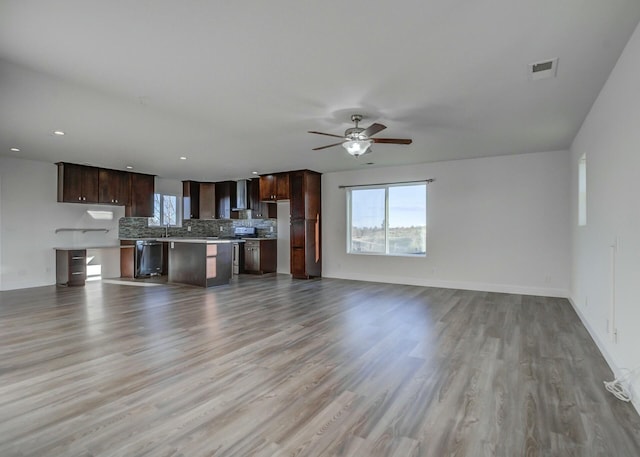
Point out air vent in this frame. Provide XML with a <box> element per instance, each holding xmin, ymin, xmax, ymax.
<box><xmin>529</xmin><ymin>58</ymin><xmax>558</xmax><ymax>80</ymax></box>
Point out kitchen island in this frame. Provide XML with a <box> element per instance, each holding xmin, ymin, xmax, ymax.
<box><xmin>163</xmin><ymin>238</ymin><xmax>235</xmax><ymax>288</ymax></box>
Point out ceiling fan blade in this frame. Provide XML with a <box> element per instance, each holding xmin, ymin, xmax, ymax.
<box><xmin>361</xmin><ymin>123</ymin><xmax>387</xmax><ymax>137</ymax></box>
<box><xmin>312</xmin><ymin>142</ymin><xmax>344</xmax><ymax>151</ymax></box>
<box><xmin>308</xmin><ymin>130</ymin><xmax>345</xmax><ymax>139</ymax></box>
<box><xmin>372</xmin><ymin>138</ymin><xmax>413</xmax><ymax>145</ymax></box>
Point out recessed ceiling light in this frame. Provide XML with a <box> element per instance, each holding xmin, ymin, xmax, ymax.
<box><xmin>10</xmin><ymin>147</ymin><xmax>20</xmax><ymax>152</ymax></box>
<box><xmin>251</xmin><ymin>171</ymin><xmax>258</xmax><ymax>175</ymax></box>
<box><xmin>126</xmin><ymin>165</ymin><xmax>133</xmax><ymax>169</ymax></box>
<box><xmin>53</xmin><ymin>130</ymin><xmax>65</xmax><ymax>136</ymax></box>
<box><xmin>180</xmin><ymin>156</ymin><xmax>187</xmax><ymax>160</ymax></box>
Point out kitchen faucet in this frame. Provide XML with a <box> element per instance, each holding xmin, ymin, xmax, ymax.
<box><xmin>164</xmin><ymin>223</ymin><xmax>169</xmax><ymax>238</ymax></box>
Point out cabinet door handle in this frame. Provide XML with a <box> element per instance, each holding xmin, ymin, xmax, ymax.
<box><xmin>71</xmin><ymin>272</ymin><xmax>84</xmax><ymax>275</ymax></box>
<box><xmin>71</xmin><ymin>256</ymin><xmax>85</xmax><ymax>260</ymax></box>
<box><xmin>78</xmin><ymin>197</ymin><xmax>82</xmax><ymax>201</ymax></box>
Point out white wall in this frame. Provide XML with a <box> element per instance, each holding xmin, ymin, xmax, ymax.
<box><xmin>570</xmin><ymin>21</ymin><xmax>640</xmax><ymax>410</ymax></box>
<box><xmin>0</xmin><ymin>168</ymin><xmax>3</xmax><ymax>290</ymax></box>
<box><xmin>0</xmin><ymin>157</ymin><xmax>124</xmax><ymax>290</ymax></box>
<box><xmin>322</xmin><ymin>150</ymin><xmax>571</xmax><ymax>297</ymax></box>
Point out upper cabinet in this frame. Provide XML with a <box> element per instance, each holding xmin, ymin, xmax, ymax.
<box><xmin>57</xmin><ymin>163</ymin><xmax>99</xmax><ymax>203</ymax></box>
<box><xmin>215</xmin><ymin>181</ymin><xmax>237</xmax><ymax>219</ymax></box>
<box><xmin>183</xmin><ymin>181</ymin><xmax>217</xmax><ymax>220</ymax></box>
<box><xmin>58</xmin><ymin>162</ymin><xmax>154</xmax><ymax>216</ymax></box>
<box><xmin>275</xmin><ymin>172</ymin><xmax>290</xmax><ymax>200</ymax></box>
<box><xmin>259</xmin><ymin>172</ymin><xmax>289</xmax><ymax>202</ymax></box>
<box><xmin>99</xmin><ymin>169</ymin><xmax>129</xmax><ymax>205</ymax></box>
<box><xmin>259</xmin><ymin>174</ymin><xmax>276</xmax><ymax>201</ymax></box>
<box><xmin>126</xmin><ymin>173</ymin><xmax>154</xmax><ymax>217</ymax></box>
<box><xmin>183</xmin><ymin>181</ymin><xmax>201</xmax><ymax>220</ymax></box>
<box><xmin>248</xmin><ymin>179</ymin><xmax>276</xmax><ymax>219</ymax></box>
<box><xmin>199</xmin><ymin>182</ymin><xmax>216</xmax><ymax>219</ymax></box>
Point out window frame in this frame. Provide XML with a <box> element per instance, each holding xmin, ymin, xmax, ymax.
<box><xmin>346</xmin><ymin>181</ymin><xmax>427</xmax><ymax>257</ymax></box>
<box><xmin>148</xmin><ymin>193</ymin><xmax>180</xmax><ymax>227</ymax></box>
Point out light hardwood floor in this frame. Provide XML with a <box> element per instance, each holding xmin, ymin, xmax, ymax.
<box><xmin>1</xmin><ymin>275</ymin><xmax>639</xmax><ymax>456</ymax></box>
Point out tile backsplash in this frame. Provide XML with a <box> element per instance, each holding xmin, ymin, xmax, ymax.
<box><xmin>119</xmin><ymin>217</ymin><xmax>277</xmax><ymax>239</ymax></box>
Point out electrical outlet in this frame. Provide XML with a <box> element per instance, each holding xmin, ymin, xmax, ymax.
<box><xmin>219</xmin><ymin>226</ymin><xmax>223</xmax><ymax>232</ymax></box>
<box><xmin>187</xmin><ymin>225</ymin><xmax>191</xmax><ymax>232</ymax></box>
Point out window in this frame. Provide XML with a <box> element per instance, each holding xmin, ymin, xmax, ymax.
<box><xmin>347</xmin><ymin>182</ymin><xmax>427</xmax><ymax>256</ymax></box>
<box><xmin>578</xmin><ymin>153</ymin><xmax>587</xmax><ymax>226</ymax></box>
<box><xmin>149</xmin><ymin>193</ymin><xmax>178</xmax><ymax>226</ymax></box>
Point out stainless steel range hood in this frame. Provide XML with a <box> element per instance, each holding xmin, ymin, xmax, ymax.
<box><xmin>232</xmin><ymin>179</ymin><xmax>248</xmax><ymax>210</ymax></box>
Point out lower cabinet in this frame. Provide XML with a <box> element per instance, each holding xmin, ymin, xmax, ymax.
<box><xmin>168</xmin><ymin>242</ymin><xmax>232</xmax><ymax>287</ymax></box>
<box><xmin>56</xmin><ymin>249</ymin><xmax>86</xmax><ymax>286</ymax></box>
<box><xmin>243</xmin><ymin>240</ymin><xmax>277</xmax><ymax>274</ymax></box>
<box><xmin>120</xmin><ymin>241</ymin><xmax>136</xmax><ymax>278</ymax></box>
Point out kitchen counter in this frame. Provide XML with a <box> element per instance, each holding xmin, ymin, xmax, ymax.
<box><xmin>156</xmin><ymin>237</ymin><xmax>239</xmax><ymax>243</ymax></box>
<box><xmin>54</xmin><ymin>245</ymin><xmax>134</xmax><ymax>250</ymax></box>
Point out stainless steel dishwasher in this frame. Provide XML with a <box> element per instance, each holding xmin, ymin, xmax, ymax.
<box><xmin>135</xmin><ymin>240</ymin><xmax>163</xmax><ymax>277</ymax></box>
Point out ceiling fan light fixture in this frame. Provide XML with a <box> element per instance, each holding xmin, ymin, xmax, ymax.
<box><xmin>342</xmin><ymin>139</ymin><xmax>372</xmax><ymax>157</ymax></box>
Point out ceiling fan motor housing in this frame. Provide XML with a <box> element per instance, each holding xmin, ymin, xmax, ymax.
<box><xmin>344</xmin><ymin>127</ymin><xmax>366</xmax><ymax>140</ymax></box>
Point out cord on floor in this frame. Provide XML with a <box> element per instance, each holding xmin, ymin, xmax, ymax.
<box><xmin>604</xmin><ymin>367</ymin><xmax>640</xmax><ymax>402</ymax></box>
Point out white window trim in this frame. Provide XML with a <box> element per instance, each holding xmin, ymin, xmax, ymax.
<box><xmin>346</xmin><ymin>181</ymin><xmax>427</xmax><ymax>257</ymax></box>
<box><xmin>148</xmin><ymin>193</ymin><xmax>181</xmax><ymax>227</ymax></box>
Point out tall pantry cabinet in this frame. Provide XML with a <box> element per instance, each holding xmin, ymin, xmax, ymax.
<box><xmin>289</xmin><ymin>170</ymin><xmax>321</xmax><ymax>279</ymax></box>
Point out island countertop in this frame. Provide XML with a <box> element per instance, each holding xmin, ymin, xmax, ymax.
<box><xmin>156</xmin><ymin>238</ymin><xmax>240</xmax><ymax>244</ymax></box>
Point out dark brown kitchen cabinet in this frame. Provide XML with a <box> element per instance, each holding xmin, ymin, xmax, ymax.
<box><xmin>99</xmin><ymin>169</ymin><xmax>129</xmax><ymax>205</ymax></box>
<box><xmin>58</xmin><ymin>162</ymin><xmax>154</xmax><ymax>214</ymax></box>
<box><xmin>183</xmin><ymin>181</ymin><xmax>216</xmax><ymax>220</ymax></box>
<box><xmin>259</xmin><ymin>172</ymin><xmax>289</xmax><ymax>201</ymax></box>
<box><xmin>248</xmin><ymin>179</ymin><xmax>276</xmax><ymax>219</ymax></box>
<box><xmin>259</xmin><ymin>174</ymin><xmax>276</xmax><ymax>201</ymax></box>
<box><xmin>289</xmin><ymin>170</ymin><xmax>321</xmax><ymax>279</ymax></box>
<box><xmin>199</xmin><ymin>182</ymin><xmax>216</xmax><ymax>219</ymax></box>
<box><xmin>56</xmin><ymin>249</ymin><xmax>86</xmax><ymax>286</ymax></box>
<box><xmin>168</xmin><ymin>242</ymin><xmax>232</xmax><ymax>287</ymax></box>
<box><xmin>126</xmin><ymin>172</ymin><xmax>155</xmax><ymax>217</ymax></box>
<box><xmin>183</xmin><ymin>181</ymin><xmax>200</xmax><ymax>219</ymax></box>
<box><xmin>57</xmin><ymin>163</ymin><xmax>99</xmax><ymax>203</ymax></box>
<box><xmin>244</xmin><ymin>239</ymin><xmax>277</xmax><ymax>274</ymax></box>
<box><xmin>215</xmin><ymin>181</ymin><xmax>237</xmax><ymax>219</ymax></box>
<box><xmin>120</xmin><ymin>241</ymin><xmax>135</xmax><ymax>278</ymax></box>
<box><xmin>275</xmin><ymin>172</ymin><xmax>290</xmax><ymax>200</ymax></box>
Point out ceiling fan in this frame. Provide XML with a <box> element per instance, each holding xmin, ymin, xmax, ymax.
<box><xmin>308</xmin><ymin>114</ymin><xmax>412</xmax><ymax>157</ymax></box>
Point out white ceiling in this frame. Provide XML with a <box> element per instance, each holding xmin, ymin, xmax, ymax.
<box><xmin>1</xmin><ymin>1</ymin><xmax>639</xmax><ymax>182</ymax></box>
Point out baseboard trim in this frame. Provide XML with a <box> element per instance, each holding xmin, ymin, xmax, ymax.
<box><xmin>322</xmin><ymin>272</ymin><xmax>569</xmax><ymax>298</ymax></box>
<box><xmin>567</xmin><ymin>297</ymin><xmax>640</xmax><ymax>416</ymax></box>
